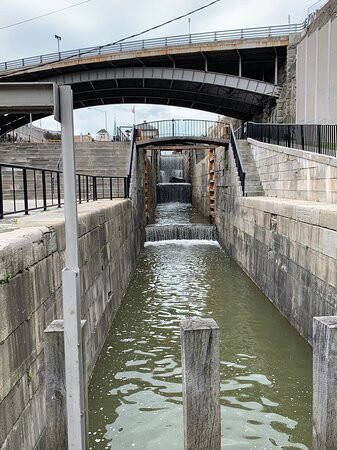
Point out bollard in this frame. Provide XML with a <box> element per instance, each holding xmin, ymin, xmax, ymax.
<box><xmin>180</xmin><ymin>318</ymin><xmax>221</xmax><ymax>450</ymax></box>
<box><xmin>313</xmin><ymin>316</ymin><xmax>337</xmax><ymax>449</ymax></box>
<box><xmin>44</xmin><ymin>320</ymin><xmax>88</xmax><ymax>449</ymax></box>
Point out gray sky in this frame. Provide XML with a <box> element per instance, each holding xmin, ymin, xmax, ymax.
<box><xmin>0</xmin><ymin>0</ymin><xmax>317</xmax><ymax>135</ymax></box>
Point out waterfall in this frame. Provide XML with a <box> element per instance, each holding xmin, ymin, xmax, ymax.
<box><xmin>160</xmin><ymin>155</ymin><xmax>184</xmax><ymax>183</ymax></box>
<box><xmin>157</xmin><ymin>183</ymin><xmax>192</xmax><ymax>203</ymax></box>
<box><xmin>146</xmin><ymin>224</ymin><xmax>216</xmax><ymax>241</ymax></box>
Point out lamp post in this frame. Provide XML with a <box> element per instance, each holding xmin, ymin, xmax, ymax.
<box><xmin>55</xmin><ymin>34</ymin><xmax>61</xmax><ymax>53</ymax></box>
<box><xmin>88</xmin><ymin>107</ymin><xmax>108</xmax><ymax>133</ymax></box>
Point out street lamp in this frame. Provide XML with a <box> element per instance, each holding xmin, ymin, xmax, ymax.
<box><xmin>55</xmin><ymin>34</ymin><xmax>61</xmax><ymax>53</ymax></box>
<box><xmin>88</xmin><ymin>107</ymin><xmax>108</xmax><ymax>132</ymax></box>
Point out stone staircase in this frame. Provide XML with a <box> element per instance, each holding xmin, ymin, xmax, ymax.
<box><xmin>0</xmin><ymin>141</ymin><xmax>130</xmax><ymax>176</ymax></box>
<box><xmin>237</xmin><ymin>140</ymin><xmax>264</xmax><ymax>197</ymax></box>
<box><xmin>0</xmin><ymin>141</ymin><xmax>130</xmax><ymax>200</ymax></box>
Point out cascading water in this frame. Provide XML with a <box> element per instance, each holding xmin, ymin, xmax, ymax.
<box><xmin>148</xmin><ymin>152</ymin><xmax>213</xmax><ymax>242</ymax></box>
<box><xmin>157</xmin><ymin>183</ymin><xmax>192</xmax><ymax>203</ymax></box>
<box><xmin>159</xmin><ymin>155</ymin><xmax>184</xmax><ymax>183</ymax></box>
<box><xmin>146</xmin><ymin>224</ymin><xmax>216</xmax><ymax>241</ymax></box>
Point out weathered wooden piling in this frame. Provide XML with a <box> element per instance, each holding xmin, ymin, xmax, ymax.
<box><xmin>313</xmin><ymin>316</ymin><xmax>337</xmax><ymax>450</ymax></box>
<box><xmin>44</xmin><ymin>319</ymin><xmax>88</xmax><ymax>449</ymax></box>
<box><xmin>180</xmin><ymin>318</ymin><xmax>221</xmax><ymax>450</ymax></box>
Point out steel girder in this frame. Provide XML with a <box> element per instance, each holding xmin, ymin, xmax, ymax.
<box><xmin>0</xmin><ymin>67</ymin><xmax>280</xmax><ymax>133</ymax></box>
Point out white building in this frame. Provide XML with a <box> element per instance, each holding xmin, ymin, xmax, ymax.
<box><xmin>96</xmin><ymin>129</ymin><xmax>111</xmax><ymax>141</ymax></box>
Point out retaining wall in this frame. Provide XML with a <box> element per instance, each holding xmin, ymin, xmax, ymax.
<box><xmin>191</xmin><ymin>152</ymin><xmax>210</xmax><ymax>218</ymax></box>
<box><xmin>0</xmin><ymin>151</ymin><xmax>144</xmax><ymax>449</ymax></box>
<box><xmin>191</xmin><ymin>143</ymin><xmax>337</xmax><ymax>344</ymax></box>
<box><xmin>249</xmin><ymin>138</ymin><xmax>337</xmax><ymax>203</ymax></box>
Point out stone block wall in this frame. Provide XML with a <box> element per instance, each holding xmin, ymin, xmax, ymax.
<box><xmin>213</xmin><ymin>144</ymin><xmax>337</xmax><ymax>343</ymax></box>
<box><xmin>0</xmin><ymin>150</ymin><xmax>144</xmax><ymax>449</ymax></box>
<box><xmin>249</xmin><ymin>138</ymin><xmax>337</xmax><ymax>202</ymax></box>
<box><xmin>191</xmin><ymin>152</ymin><xmax>210</xmax><ymax>218</ymax></box>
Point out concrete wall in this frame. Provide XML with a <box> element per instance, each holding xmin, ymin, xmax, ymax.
<box><xmin>296</xmin><ymin>0</ymin><xmax>337</xmax><ymax>124</ymax></box>
<box><xmin>0</xmin><ymin>150</ymin><xmax>144</xmax><ymax>449</ymax></box>
<box><xmin>190</xmin><ymin>142</ymin><xmax>337</xmax><ymax>344</ymax></box>
<box><xmin>248</xmin><ymin>138</ymin><xmax>337</xmax><ymax>202</ymax></box>
<box><xmin>191</xmin><ymin>152</ymin><xmax>210</xmax><ymax>218</ymax></box>
<box><xmin>214</xmin><ymin>145</ymin><xmax>336</xmax><ymax>343</ymax></box>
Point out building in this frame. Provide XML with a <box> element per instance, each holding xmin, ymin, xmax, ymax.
<box><xmin>96</xmin><ymin>128</ymin><xmax>111</xmax><ymax>141</ymax></box>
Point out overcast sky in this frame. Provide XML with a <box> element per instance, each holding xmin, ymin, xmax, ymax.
<box><xmin>0</xmin><ymin>0</ymin><xmax>319</xmax><ymax>135</ymax></box>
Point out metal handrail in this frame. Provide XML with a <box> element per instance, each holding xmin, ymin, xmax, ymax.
<box><xmin>0</xmin><ymin>22</ymin><xmax>306</xmax><ymax>73</ymax></box>
<box><xmin>125</xmin><ymin>126</ymin><xmax>136</xmax><ymax>198</ymax></box>
<box><xmin>135</xmin><ymin>119</ymin><xmax>229</xmax><ymax>141</ymax></box>
<box><xmin>245</xmin><ymin>121</ymin><xmax>337</xmax><ymax>157</ymax></box>
<box><xmin>230</xmin><ymin>124</ymin><xmax>246</xmax><ymax>195</ymax></box>
<box><xmin>0</xmin><ymin>162</ymin><xmax>128</xmax><ymax>218</ymax></box>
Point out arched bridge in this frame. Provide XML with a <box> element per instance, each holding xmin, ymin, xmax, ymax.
<box><xmin>0</xmin><ymin>22</ymin><xmax>305</xmax><ymax>135</ymax></box>
<box><xmin>134</xmin><ymin>119</ymin><xmax>229</xmax><ymax>148</ymax></box>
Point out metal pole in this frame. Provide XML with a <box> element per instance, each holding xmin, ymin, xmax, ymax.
<box><xmin>60</xmin><ymin>85</ymin><xmax>86</xmax><ymax>449</ymax></box>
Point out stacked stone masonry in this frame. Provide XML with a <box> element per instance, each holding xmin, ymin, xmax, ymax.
<box><xmin>188</xmin><ymin>141</ymin><xmax>337</xmax><ymax>344</ymax></box>
<box><xmin>249</xmin><ymin>138</ymin><xmax>337</xmax><ymax>203</ymax></box>
<box><xmin>191</xmin><ymin>150</ymin><xmax>210</xmax><ymax>219</ymax></box>
<box><xmin>0</xmin><ymin>149</ymin><xmax>144</xmax><ymax>449</ymax></box>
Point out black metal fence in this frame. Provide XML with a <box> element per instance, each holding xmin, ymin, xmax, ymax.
<box><xmin>230</xmin><ymin>124</ymin><xmax>245</xmax><ymax>196</ymax></box>
<box><xmin>135</xmin><ymin>119</ymin><xmax>229</xmax><ymax>141</ymax></box>
<box><xmin>0</xmin><ymin>163</ymin><xmax>128</xmax><ymax>219</ymax></box>
<box><xmin>244</xmin><ymin>122</ymin><xmax>337</xmax><ymax>157</ymax></box>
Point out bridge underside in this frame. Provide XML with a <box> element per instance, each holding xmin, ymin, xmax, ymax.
<box><xmin>0</xmin><ymin>67</ymin><xmax>279</xmax><ymax>135</ymax></box>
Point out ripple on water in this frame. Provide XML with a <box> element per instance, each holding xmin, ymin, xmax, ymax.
<box><xmin>89</xmin><ymin>228</ymin><xmax>312</xmax><ymax>449</ymax></box>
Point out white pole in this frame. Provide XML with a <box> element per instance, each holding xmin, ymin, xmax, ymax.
<box><xmin>60</xmin><ymin>85</ymin><xmax>86</xmax><ymax>449</ymax></box>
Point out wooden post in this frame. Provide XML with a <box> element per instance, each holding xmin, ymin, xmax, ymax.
<box><xmin>180</xmin><ymin>318</ymin><xmax>221</xmax><ymax>450</ymax></box>
<box><xmin>44</xmin><ymin>320</ymin><xmax>88</xmax><ymax>449</ymax></box>
<box><xmin>313</xmin><ymin>316</ymin><xmax>337</xmax><ymax>449</ymax></box>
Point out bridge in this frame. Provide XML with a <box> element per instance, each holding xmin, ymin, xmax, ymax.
<box><xmin>0</xmin><ymin>22</ymin><xmax>304</xmax><ymax>136</ymax></box>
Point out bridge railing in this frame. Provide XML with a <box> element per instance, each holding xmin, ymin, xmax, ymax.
<box><xmin>0</xmin><ymin>162</ymin><xmax>128</xmax><ymax>219</ymax></box>
<box><xmin>244</xmin><ymin>122</ymin><xmax>337</xmax><ymax>157</ymax></box>
<box><xmin>0</xmin><ymin>22</ymin><xmax>306</xmax><ymax>73</ymax></box>
<box><xmin>135</xmin><ymin>119</ymin><xmax>229</xmax><ymax>141</ymax></box>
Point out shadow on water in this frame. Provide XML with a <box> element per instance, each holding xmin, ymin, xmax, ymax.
<box><xmin>88</xmin><ymin>205</ymin><xmax>312</xmax><ymax>450</ymax></box>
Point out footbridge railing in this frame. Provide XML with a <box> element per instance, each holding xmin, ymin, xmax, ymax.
<box><xmin>0</xmin><ymin>162</ymin><xmax>128</xmax><ymax>219</ymax></box>
<box><xmin>135</xmin><ymin>119</ymin><xmax>229</xmax><ymax>142</ymax></box>
<box><xmin>0</xmin><ymin>22</ymin><xmax>305</xmax><ymax>73</ymax></box>
<box><xmin>243</xmin><ymin>122</ymin><xmax>337</xmax><ymax>157</ymax></box>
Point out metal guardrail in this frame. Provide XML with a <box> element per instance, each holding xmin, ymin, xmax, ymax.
<box><xmin>244</xmin><ymin>122</ymin><xmax>337</xmax><ymax>157</ymax></box>
<box><xmin>229</xmin><ymin>124</ymin><xmax>246</xmax><ymax>196</ymax></box>
<box><xmin>125</xmin><ymin>126</ymin><xmax>136</xmax><ymax>198</ymax></box>
<box><xmin>0</xmin><ymin>162</ymin><xmax>128</xmax><ymax>218</ymax></box>
<box><xmin>0</xmin><ymin>22</ymin><xmax>306</xmax><ymax>73</ymax></box>
<box><xmin>135</xmin><ymin>119</ymin><xmax>229</xmax><ymax>141</ymax></box>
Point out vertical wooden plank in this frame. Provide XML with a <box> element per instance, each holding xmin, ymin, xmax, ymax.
<box><xmin>180</xmin><ymin>318</ymin><xmax>221</xmax><ymax>450</ymax></box>
<box><xmin>313</xmin><ymin>316</ymin><xmax>337</xmax><ymax>450</ymax></box>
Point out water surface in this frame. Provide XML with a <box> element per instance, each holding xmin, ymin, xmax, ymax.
<box><xmin>89</xmin><ymin>206</ymin><xmax>312</xmax><ymax>449</ymax></box>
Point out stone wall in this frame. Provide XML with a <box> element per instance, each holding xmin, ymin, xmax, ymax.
<box><xmin>248</xmin><ymin>138</ymin><xmax>337</xmax><ymax>202</ymax></box>
<box><xmin>0</xmin><ymin>150</ymin><xmax>144</xmax><ymax>449</ymax></box>
<box><xmin>191</xmin><ymin>151</ymin><xmax>210</xmax><ymax>218</ymax></box>
<box><xmin>213</xmin><ymin>144</ymin><xmax>337</xmax><ymax>344</ymax></box>
<box><xmin>189</xmin><ymin>142</ymin><xmax>337</xmax><ymax>344</ymax></box>
<box><xmin>0</xmin><ymin>141</ymin><xmax>130</xmax><ymax>176</ymax></box>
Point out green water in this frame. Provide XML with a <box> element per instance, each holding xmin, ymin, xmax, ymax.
<box><xmin>88</xmin><ymin>205</ymin><xmax>312</xmax><ymax>449</ymax></box>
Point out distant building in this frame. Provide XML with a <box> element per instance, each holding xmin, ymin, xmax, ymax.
<box><xmin>136</xmin><ymin>121</ymin><xmax>159</xmax><ymax>140</ymax></box>
<box><xmin>74</xmin><ymin>133</ymin><xmax>94</xmax><ymax>143</ymax></box>
<box><xmin>12</xmin><ymin>124</ymin><xmax>60</xmax><ymax>143</ymax></box>
<box><xmin>96</xmin><ymin>129</ymin><xmax>111</xmax><ymax>141</ymax></box>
